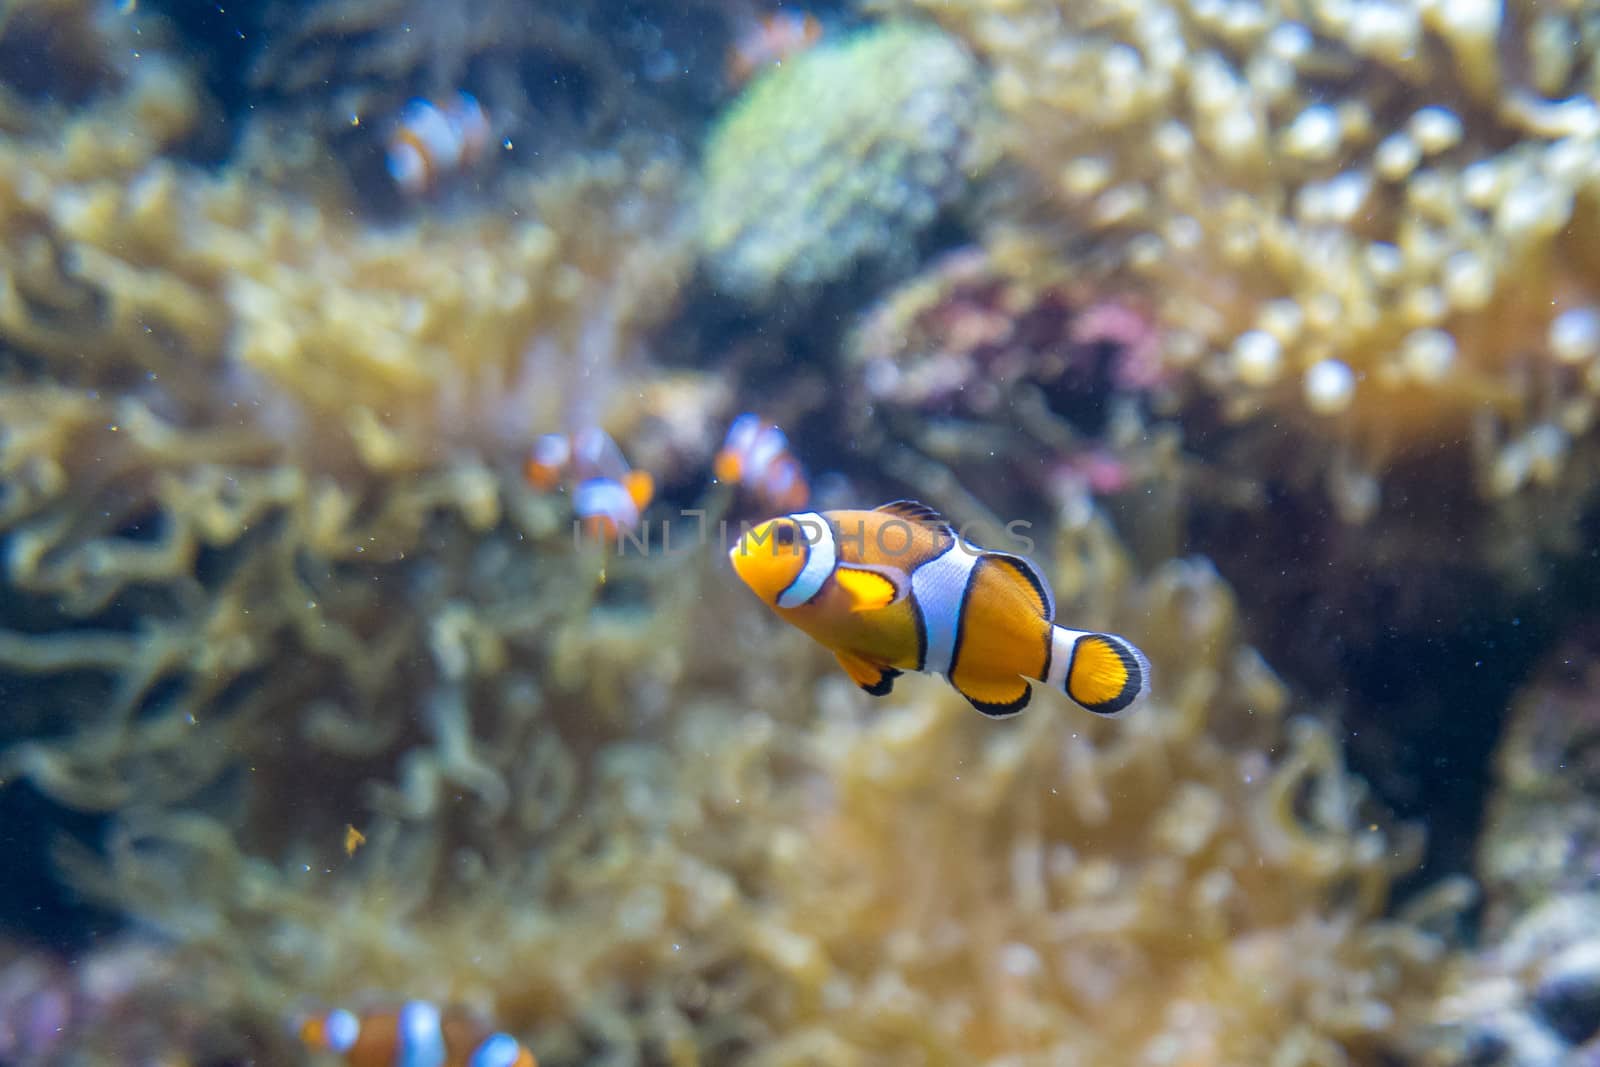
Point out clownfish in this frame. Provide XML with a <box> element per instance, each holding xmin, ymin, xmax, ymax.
<box><xmin>714</xmin><ymin>414</ymin><xmax>809</xmax><ymax>513</ymax></box>
<box><xmin>387</xmin><ymin>91</ymin><xmax>491</xmax><ymax>196</ymax></box>
<box><xmin>728</xmin><ymin>501</ymin><xmax>1151</xmax><ymax>717</ymax></box>
<box><xmin>298</xmin><ymin>1000</ymin><xmax>535</xmax><ymax>1067</ymax></box>
<box><xmin>726</xmin><ymin>10</ymin><xmax>824</xmax><ymax>86</ymax></box>
<box><xmin>524</xmin><ymin>429</ymin><xmax>654</xmax><ymax>542</ymax></box>
<box><xmin>572</xmin><ymin>474</ymin><xmax>654</xmax><ymax>542</ymax></box>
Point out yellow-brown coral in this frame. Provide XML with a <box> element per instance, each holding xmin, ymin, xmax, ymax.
<box><xmin>49</xmin><ymin>512</ymin><xmax>1451</xmax><ymax>1065</ymax></box>
<box><xmin>874</xmin><ymin>0</ymin><xmax>1600</xmax><ymax>520</ymax></box>
<box><xmin>0</xmin><ymin>11</ymin><xmax>1463</xmax><ymax>1066</ymax></box>
<box><xmin>0</xmin><ymin>26</ymin><xmax>694</xmax><ymax>821</ymax></box>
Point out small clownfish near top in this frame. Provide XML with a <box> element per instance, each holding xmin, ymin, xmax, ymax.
<box><xmin>728</xmin><ymin>500</ymin><xmax>1151</xmax><ymax>717</ymax></box>
<box><xmin>298</xmin><ymin>1000</ymin><xmax>536</xmax><ymax>1067</ymax></box>
<box><xmin>524</xmin><ymin>428</ymin><xmax>654</xmax><ymax>543</ymax></box>
<box><xmin>387</xmin><ymin>91</ymin><xmax>491</xmax><ymax>197</ymax></box>
<box><xmin>726</xmin><ymin>10</ymin><xmax>824</xmax><ymax>87</ymax></box>
<box><xmin>714</xmin><ymin>414</ymin><xmax>810</xmax><ymax>514</ymax></box>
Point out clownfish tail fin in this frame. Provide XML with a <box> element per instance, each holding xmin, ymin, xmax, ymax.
<box><xmin>1049</xmin><ymin>627</ymin><xmax>1150</xmax><ymax>717</ymax></box>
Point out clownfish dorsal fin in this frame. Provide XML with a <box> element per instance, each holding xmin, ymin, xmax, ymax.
<box><xmin>835</xmin><ymin>564</ymin><xmax>904</xmax><ymax>613</ymax></box>
<box><xmin>978</xmin><ymin>550</ymin><xmax>1056</xmax><ymax>622</ymax></box>
<box><xmin>875</xmin><ymin>499</ymin><xmax>954</xmax><ymax>533</ymax></box>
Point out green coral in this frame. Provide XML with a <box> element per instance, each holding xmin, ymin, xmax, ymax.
<box><xmin>698</xmin><ymin>22</ymin><xmax>985</xmax><ymax>303</ymax></box>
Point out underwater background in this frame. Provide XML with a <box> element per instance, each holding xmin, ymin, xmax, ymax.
<box><xmin>1</xmin><ymin>0</ymin><xmax>1599</xmax><ymax>1063</ymax></box>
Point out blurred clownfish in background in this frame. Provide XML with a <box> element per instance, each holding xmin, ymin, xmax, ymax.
<box><xmin>524</xmin><ymin>428</ymin><xmax>654</xmax><ymax>542</ymax></box>
<box><xmin>728</xmin><ymin>500</ymin><xmax>1151</xmax><ymax>718</ymax></box>
<box><xmin>726</xmin><ymin>9</ymin><xmax>823</xmax><ymax>86</ymax></box>
<box><xmin>298</xmin><ymin>1000</ymin><xmax>536</xmax><ymax>1067</ymax></box>
<box><xmin>386</xmin><ymin>91</ymin><xmax>491</xmax><ymax>197</ymax></box>
<box><xmin>714</xmin><ymin>414</ymin><xmax>809</xmax><ymax>514</ymax></box>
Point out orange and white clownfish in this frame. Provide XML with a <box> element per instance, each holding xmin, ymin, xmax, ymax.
<box><xmin>524</xmin><ymin>429</ymin><xmax>654</xmax><ymax>542</ymax></box>
<box><xmin>726</xmin><ymin>10</ymin><xmax>824</xmax><ymax>86</ymax></box>
<box><xmin>387</xmin><ymin>91</ymin><xmax>491</xmax><ymax>196</ymax></box>
<box><xmin>299</xmin><ymin>1000</ymin><xmax>536</xmax><ymax>1067</ymax></box>
<box><xmin>727</xmin><ymin>500</ymin><xmax>1151</xmax><ymax>717</ymax></box>
<box><xmin>714</xmin><ymin>414</ymin><xmax>809</xmax><ymax>513</ymax></box>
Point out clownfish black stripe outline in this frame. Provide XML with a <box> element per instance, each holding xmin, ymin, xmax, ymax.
<box><xmin>861</xmin><ymin>667</ymin><xmax>902</xmax><ymax>696</ymax></box>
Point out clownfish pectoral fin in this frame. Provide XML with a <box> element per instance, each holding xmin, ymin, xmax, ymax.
<box><xmin>1061</xmin><ymin>630</ymin><xmax>1150</xmax><ymax>716</ymax></box>
<box><xmin>834</xmin><ymin>650</ymin><xmax>901</xmax><ymax>696</ymax></box>
<box><xmin>949</xmin><ymin>671</ymin><xmax>1032</xmax><ymax>718</ymax></box>
<box><xmin>835</xmin><ymin>566</ymin><xmax>903</xmax><ymax>613</ymax></box>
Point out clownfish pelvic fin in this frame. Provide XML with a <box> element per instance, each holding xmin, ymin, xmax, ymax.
<box><xmin>834</xmin><ymin>650</ymin><xmax>902</xmax><ymax>696</ymax></box>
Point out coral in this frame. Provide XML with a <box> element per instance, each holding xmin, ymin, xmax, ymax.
<box><xmin>0</xmin><ymin>19</ymin><xmax>696</xmax><ymax>864</ymax></box>
<box><xmin>0</xmin><ymin>7</ymin><xmax>1477</xmax><ymax>1067</ymax></box>
<box><xmin>1409</xmin><ymin>632</ymin><xmax>1600</xmax><ymax>1066</ymax></box>
<box><xmin>0</xmin><ymin>52</ymin><xmax>691</xmax><ymax>474</ymax></box>
<box><xmin>146</xmin><ymin>0</ymin><xmax>739</xmax><ymax>202</ymax></box>
<box><xmin>1475</xmin><ymin>627</ymin><xmax>1600</xmax><ymax>939</ymax></box>
<box><xmin>43</xmin><ymin>509</ymin><xmax>1452</xmax><ymax>1065</ymax></box>
<box><xmin>872</xmin><ymin>0</ymin><xmax>1600</xmax><ymax>521</ymax></box>
<box><xmin>698</xmin><ymin>22</ymin><xmax>987</xmax><ymax>304</ymax></box>
<box><xmin>0</xmin><ymin>936</ymin><xmax>285</xmax><ymax>1064</ymax></box>
<box><xmin>842</xmin><ymin>243</ymin><xmax>1184</xmax><ymax>547</ymax></box>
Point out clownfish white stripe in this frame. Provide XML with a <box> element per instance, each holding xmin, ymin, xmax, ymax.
<box><xmin>469</xmin><ymin>1034</ymin><xmax>528</xmax><ymax>1067</ymax></box>
<box><xmin>325</xmin><ymin>1008</ymin><xmax>361</xmax><ymax>1052</ymax></box>
<box><xmin>397</xmin><ymin>1000</ymin><xmax>447</xmax><ymax>1067</ymax></box>
<box><xmin>574</xmin><ymin>478</ymin><xmax>640</xmax><ymax>530</ymax></box>
<box><xmin>747</xmin><ymin>427</ymin><xmax>789</xmax><ymax>475</ymax></box>
<box><xmin>911</xmin><ymin>542</ymin><xmax>979</xmax><ymax>676</ymax></box>
<box><xmin>776</xmin><ymin>512</ymin><xmax>834</xmax><ymax>608</ymax></box>
<box><xmin>1045</xmin><ymin>627</ymin><xmax>1080</xmax><ymax>692</ymax></box>
<box><xmin>403</xmin><ymin>102</ymin><xmax>459</xmax><ymax>165</ymax></box>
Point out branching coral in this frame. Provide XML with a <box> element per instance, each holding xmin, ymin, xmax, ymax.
<box><xmin>0</xmin><ymin>49</ymin><xmax>691</xmax><ymax>474</ymax></box>
<box><xmin>0</xmin><ymin>16</ymin><xmax>697</xmax><ymax>868</ymax></box>
<box><xmin>747</xmin><ymin>521</ymin><xmax>1448</xmax><ymax>1064</ymax></box>
<box><xmin>40</xmin><ymin>508</ymin><xmax>1453</xmax><ymax>1065</ymax></box>
<box><xmin>698</xmin><ymin>22</ymin><xmax>987</xmax><ymax>305</ymax></box>
<box><xmin>0</xmin><ymin>8</ymin><xmax>1472</xmax><ymax>1066</ymax></box>
<box><xmin>873</xmin><ymin>0</ymin><xmax>1600</xmax><ymax>522</ymax></box>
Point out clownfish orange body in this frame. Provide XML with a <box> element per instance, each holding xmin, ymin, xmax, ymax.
<box><xmin>726</xmin><ymin>10</ymin><xmax>824</xmax><ymax>86</ymax></box>
<box><xmin>299</xmin><ymin>1000</ymin><xmax>535</xmax><ymax>1067</ymax></box>
<box><xmin>728</xmin><ymin>501</ymin><xmax>1151</xmax><ymax>717</ymax></box>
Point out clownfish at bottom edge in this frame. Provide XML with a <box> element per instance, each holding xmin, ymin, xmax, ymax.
<box><xmin>299</xmin><ymin>1000</ymin><xmax>536</xmax><ymax>1067</ymax></box>
<box><xmin>728</xmin><ymin>500</ymin><xmax>1151</xmax><ymax>718</ymax></box>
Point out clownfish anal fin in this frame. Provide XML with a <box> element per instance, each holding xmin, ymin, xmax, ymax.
<box><xmin>875</xmin><ymin>499</ymin><xmax>953</xmax><ymax>532</ymax></box>
<box><xmin>978</xmin><ymin>550</ymin><xmax>1056</xmax><ymax>622</ymax></box>
<box><xmin>834</xmin><ymin>650</ymin><xmax>901</xmax><ymax>696</ymax></box>
<box><xmin>1064</xmin><ymin>632</ymin><xmax>1150</xmax><ymax>716</ymax></box>
<box><xmin>951</xmin><ymin>672</ymin><xmax>1032</xmax><ymax>718</ymax></box>
<box><xmin>835</xmin><ymin>566</ymin><xmax>902</xmax><ymax>613</ymax></box>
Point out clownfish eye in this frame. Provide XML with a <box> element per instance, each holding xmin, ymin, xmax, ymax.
<box><xmin>775</xmin><ymin>523</ymin><xmax>798</xmax><ymax>547</ymax></box>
